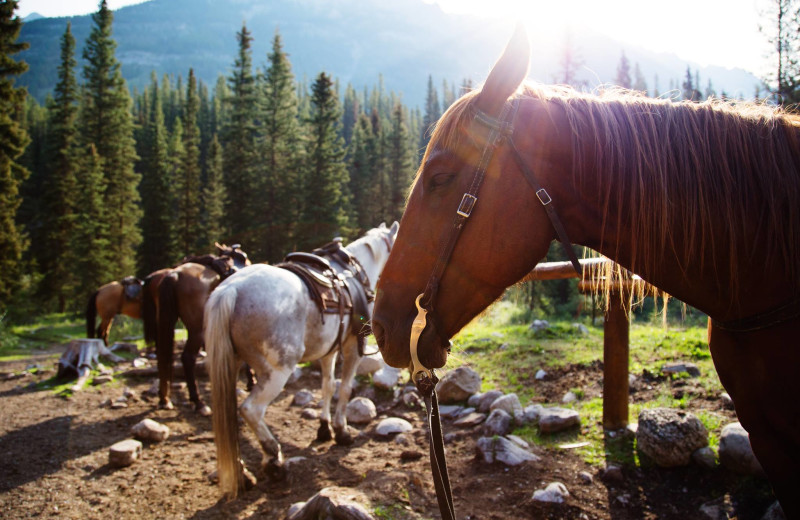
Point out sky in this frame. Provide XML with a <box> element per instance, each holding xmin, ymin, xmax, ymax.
<box><xmin>16</xmin><ymin>0</ymin><xmax>774</xmax><ymax>76</ymax></box>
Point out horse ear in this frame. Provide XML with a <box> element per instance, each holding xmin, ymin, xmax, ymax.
<box><xmin>390</xmin><ymin>221</ymin><xmax>399</xmax><ymax>238</ymax></box>
<box><xmin>477</xmin><ymin>23</ymin><xmax>530</xmax><ymax>116</ymax></box>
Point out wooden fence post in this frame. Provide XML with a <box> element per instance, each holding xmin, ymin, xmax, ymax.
<box><xmin>603</xmin><ymin>291</ymin><xmax>629</xmax><ymax>430</ymax></box>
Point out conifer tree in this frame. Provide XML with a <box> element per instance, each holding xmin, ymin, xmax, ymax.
<box><xmin>633</xmin><ymin>63</ymin><xmax>648</xmax><ymax>94</ymax></box>
<box><xmin>301</xmin><ymin>72</ymin><xmax>352</xmax><ymax>249</ymax></box>
<box><xmin>348</xmin><ymin>113</ymin><xmax>374</xmax><ymax>232</ymax></box>
<box><xmin>41</xmin><ymin>22</ymin><xmax>80</xmax><ymax>310</ymax></box>
<box><xmin>137</xmin><ymin>74</ymin><xmax>175</xmax><ymax>275</ymax></box>
<box><xmin>386</xmin><ymin>102</ymin><xmax>413</xmax><ymax>222</ymax></box>
<box><xmin>760</xmin><ymin>0</ymin><xmax>800</xmax><ymax>103</ymax></box>
<box><xmin>175</xmin><ymin>68</ymin><xmax>203</xmax><ymax>256</ymax></box>
<box><xmin>0</xmin><ymin>0</ymin><xmax>30</xmax><ymax>308</ymax></box>
<box><xmin>420</xmin><ymin>75</ymin><xmax>440</xmax><ymax>153</ymax></box>
<box><xmin>80</xmin><ymin>0</ymin><xmax>140</xmax><ymax>278</ymax></box>
<box><xmin>556</xmin><ymin>29</ymin><xmax>586</xmax><ymax>88</ymax></box>
<box><xmin>682</xmin><ymin>66</ymin><xmax>701</xmax><ymax>101</ymax></box>
<box><xmin>201</xmin><ymin>134</ymin><xmax>226</xmax><ymax>249</ymax></box>
<box><xmin>615</xmin><ymin>51</ymin><xmax>632</xmax><ymax>89</ymax></box>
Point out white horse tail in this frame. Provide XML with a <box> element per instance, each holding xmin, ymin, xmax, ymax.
<box><xmin>205</xmin><ymin>283</ymin><xmax>243</xmax><ymax>499</ymax></box>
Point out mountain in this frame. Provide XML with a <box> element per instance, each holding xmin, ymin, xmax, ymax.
<box><xmin>18</xmin><ymin>0</ymin><xmax>762</xmax><ymax>108</ymax></box>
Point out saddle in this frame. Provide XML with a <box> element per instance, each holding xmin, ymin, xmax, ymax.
<box><xmin>278</xmin><ymin>239</ymin><xmax>375</xmax><ymax>355</ymax></box>
<box><xmin>121</xmin><ymin>276</ymin><xmax>143</xmax><ymax>301</ymax></box>
<box><xmin>180</xmin><ymin>251</ymin><xmax>240</xmax><ymax>280</ymax></box>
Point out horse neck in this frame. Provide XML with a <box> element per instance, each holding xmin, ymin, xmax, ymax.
<box><xmin>346</xmin><ymin>237</ymin><xmax>385</xmax><ymax>290</ymax></box>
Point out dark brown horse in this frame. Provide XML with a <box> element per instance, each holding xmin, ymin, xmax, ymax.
<box><xmin>372</xmin><ymin>27</ymin><xmax>800</xmax><ymax>516</ymax></box>
<box><xmin>156</xmin><ymin>244</ymin><xmax>250</xmax><ymax>415</ymax></box>
<box><xmin>87</xmin><ymin>276</ymin><xmax>158</xmax><ymax>345</ymax></box>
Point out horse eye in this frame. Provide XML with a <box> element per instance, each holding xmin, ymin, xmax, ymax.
<box><xmin>429</xmin><ymin>172</ymin><xmax>456</xmax><ymax>189</ymax></box>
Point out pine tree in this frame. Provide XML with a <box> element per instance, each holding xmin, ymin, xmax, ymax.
<box><xmin>41</xmin><ymin>22</ymin><xmax>80</xmax><ymax>310</ymax></box>
<box><xmin>175</xmin><ymin>68</ymin><xmax>203</xmax><ymax>256</ymax></box>
<box><xmin>348</xmin><ymin>113</ymin><xmax>374</xmax><ymax>232</ymax></box>
<box><xmin>301</xmin><ymin>72</ymin><xmax>352</xmax><ymax>249</ymax></box>
<box><xmin>222</xmin><ymin>23</ymin><xmax>259</xmax><ymax>249</ymax></box>
<box><xmin>632</xmin><ymin>63</ymin><xmax>648</xmax><ymax>94</ymax></box>
<box><xmin>419</xmin><ymin>75</ymin><xmax>440</xmax><ymax>154</ymax></box>
<box><xmin>0</xmin><ymin>0</ymin><xmax>30</xmax><ymax>309</ymax></box>
<box><xmin>137</xmin><ymin>74</ymin><xmax>175</xmax><ymax>275</ymax></box>
<box><xmin>614</xmin><ymin>51</ymin><xmax>632</xmax><ymax>89</ymax></box>
<box><xmin>258</xmin><ymin>30</ymin><xmax>304</xmax><ymax>260</ymax></box>
<box><xmin>682</xmin><ymin>66</ymin><xmax>701</xmax><ymax>101</ymax></box>
<box><xmin>201</xmin><ymin>133</ymin><xmax>226</xmax><ymax>249</ymax></box>
<box><xmin>760</xmin><ymin>0</ymin><xmax>800</xmax><ymax>103</ymax></box>
<box><xmin>556</xmin><ymin>29</ymin><xmax>586</xmax><ymax>88</ymax></box>
<box><xmin>80</xmin><ymin>0</ymin><xmax>140</xmax><ymax>278</ymax></box>
<box><xmin>341</xmin><ymin>83</ymin><xmax>359</xmax><ymax>146</ymax></box>
<box><xmin>386</xmin><ymin>102</ymin><xmax>413</xmax><ymax>222</ymax></box>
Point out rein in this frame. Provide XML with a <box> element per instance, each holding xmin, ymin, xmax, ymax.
<box><xmin>408</xmin><ymin>98</ymin><xmax>582</xmax><ymax>520</ymax></box>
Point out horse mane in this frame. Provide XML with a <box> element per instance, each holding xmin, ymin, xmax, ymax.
<box><xmin>424</xmin><ymin>83</ymin><xmax>800</xmax><ymax>304</ymax></box>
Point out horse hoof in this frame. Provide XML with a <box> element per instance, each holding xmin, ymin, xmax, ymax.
<box><xmin>316</xmin><ymin>423</ymin><xmax>333</xmax><ymax>442</ymax></box>
<box><xmin>197</xmin><ymin>404</ymin><xmax>212</xmax><ymax>416</ymax></box>
<box><xmin>242</xmin><ymin>467</ymin><xmax>257</xmax><ymax>490</ymax></box>
<box><xmin>158</xmin><ymin>400</ymin><xmax>174</xmax><ymax>410</ymax></box>
<box><xmin>334</xmin><ymin>430</ymin><xmax>354</xmax><ymax>446</ymax></box>
<box><xmin>265</xmin><ymin>460</ymin><xmax>287</xmax><ymax>481</ymax></box>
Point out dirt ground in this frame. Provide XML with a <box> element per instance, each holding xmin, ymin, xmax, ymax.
<box><xmin>0</xmin><ymin>348</ymin><xmax>779</xmax><ymax>520</ymax></box>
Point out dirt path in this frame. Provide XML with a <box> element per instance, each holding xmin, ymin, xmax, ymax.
<box><xmin>0</xmin><ymin>353</ymin><xmax>778</xmax><ymax>519</ymax></box>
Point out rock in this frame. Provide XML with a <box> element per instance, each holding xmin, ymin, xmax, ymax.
<box><xmin>506</xmin><ymin>434</ymin><xmax>529</xmax><ymax>449</ymax></box>
<box><xmin>435</xmin><ymin>367</ymin><xmax>481</xmax><ymax>403</ymax></box>
<box><xmin>489</xmin><ymin>393</ymin><xmax>522</xmax><ymax>419</ymax></box>
<box><xmin>538</xmin><ymin>407</ymin><xmax>581</xmax><ymax>433</ymax></box>
<box><xmin>438</xmin><ymin>404</ymin><xmax>464</xmax><ymax>419</ymax></box>
<box><xmin>346</xmin><ymin>397</ymin><xmax>377</xmax><ymax>424</ymax></box>
<box><xmin>458</xmin><ymin>407</ymin><xmax>476</xmax><ymax>417</ymax></box>
<box><xmin>400</xmin><ymin>450</ymin><xmax>424</xmax><ymax>461</ymax></box>
<box><xmin>453</xmin><ymin>412</ymin><xmax>486</xmax><ymax>428</ymax></box>
<box><xmin>292</xmin><ymin>389</ymin><xmax>314</xmax><ymax>407</ymax></box>
<box><xmin>578</xmin><ymin>471</ymin><xmax>593</xmax><ymax>484</ymax></box>
<box><xmin>476</xmin><ymin>390</ymin><xmax>503</xmax><ymax>413</ymax></box>
<box><xmin>561</xmin><ymin>391</ymin><xmax>577</xmax><ymax>404</ymax></box>
<box><xmin>467</xmin><ymin>393</ymin><xmax>483</xmax><ymax>407</ymax></box>
<box><xmin>110</xmin><ymin>342</ymin><xmax>139</xmax><ymax>355</ymax></box>
<box><xmin>132</xmin><ymin>358</ymin><xmax>148</xmax><ymax>368</ymax></box>
<box><xmin>636</xmin><ymin>408</ymin><xmax>708</xmax><ymax>467</ymax></box>
<box><xmin>572</xmin><ymin>322</ymin><xmax>589</xmax><ymax>335</ymax></box>
<box><xmin>394</xmin><ymin>433</ymin><xmax>410</xmax><ymax>446</ymax></box>
<box><xmin>356</xmin><ymin>351</ymin><xmax>384</xmax><ymax>376</ymax></box>
<box><xmin>530</xmin><ymin>319</ymin><xmax>550</xmax><ymax>332</ymax></box>
<box><xmin>401</xmin><ymin>391</ymin><xmax>423</xmax><ymax>409</ymax></box>
<box><xmin>718</xmin><ymin>422</ymin><xmax>765</xmax><ymax>476</ymax></box>
<box><xmin>720</xmin><ymin>392</ymin><xmax>734</xmax><ymax>409</ymax></box>
<box><xmin>130</xmin><ymin>418</ymin><xmax>170</xmax><ymax>442</ymax></box>
<box><xmin>287</xmin><ymin>502</ymin><xmax>306</xmax><ymax>519</ymax></box>
<box><xmin>375</xmin><ymin>418</ymin><xmax>413</xmax><ymax>436</ymax></box>
<box><xmin>535</xmin><ymin>369</ymin><xmax>547</xmax><ymax>380</ymax></box>
<box><xmin>285</xmin><ymin>456</ymin><xmax>308</xmax><ymax>469</ymax></box>
<box><xmin>110</xmin><ymin>400</ymin><xmax>128</xmax><ymax>409</ymax></box>
<box><xmin>92</xmin><ymin>375</ymin><xmax>113</xmax><ymax>385</ymax></box>
<box><xmin>483</xmin><ymin>409</ymin><xmax>512</xmax><ymax>436</ymax></box>
<box><xmin>372</xmin><ymin>366</ymin><xmax>401</xmax><ymax>390</ymax></box>
<box><xmin>692</xmin><ymin>446</ymin><xmax>718</xmax><ymax>469</ymax></box>
<box><xmin>602</xmin><ymin>464</ymin><xmax>624</xmax><ymax>483</ymax></box>
<box><xmin>476</xmin><ymin>436</ymin><xmax>540</xmax><ymax>465</ymax></box>
<box><xmin>662</xmin><ymin>361</ymin><xmax>701</xmax><ymax>377</ymax></box>
<box><xmin>699</xmin><ymin>495</ymin><xmax>734</xmax><ymax>520</ymax></box>
<box><xmin>287</xmin><ymin>366</ymin><xmax>303</xmax><ymax>385</ymax></box>
<box><xmin>532</xmin><ymin>482</ymin><xmax>569</xmax><ymax>503</ymax></box>
<box><xmin>301</xmin><ymin>408</ymin><xmax>318</xmax><ymax>420</ymax></box>
<box><xmin>519</xmin><ymin>404</ymin><xmax>544</xmax><ymax>425</ymax></box>
<box><xmin>142</xmin><ymin>379</ymin><xmax>159</xmax><ymax>397</ymax></box>
<box><xmin>286</xmin><ymin>486</ymin><xmax>373</xmax><ymax>520</ymax></box>
<box><xmin>108</xmin><ymin>439</ymin><xmax>143</xmax><ymax>467</ymax></box>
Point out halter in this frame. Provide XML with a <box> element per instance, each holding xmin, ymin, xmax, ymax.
<box><xmin>408</xmin><ymin>97</ymin><xmax>583</xmax><ymax>520</ymax></box>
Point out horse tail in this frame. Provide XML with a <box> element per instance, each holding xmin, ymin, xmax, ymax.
<box><xmin>142</xmin><ymin>277</ymin><xmax>157</xmax><ymax>346</ymax></box>
<box><xmin>157</xmin><ymin>272</ymin><xmax>179</xmax><ymax>380</ymax></box>
<box><xmin>86</xmin><ymin>291</ymin><xmax>99</xmax><ymax>338</ymax></box>
<box><xmin>205</xmin><ymin>283</ymin><xmax>244</xmax><ymax>499</ymax></box>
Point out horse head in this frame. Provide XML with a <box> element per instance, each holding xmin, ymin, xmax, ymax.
<box><xmin>215</xmin><ymin>242</ymin><xmax>251</xmax><ymax>271</ymax></box>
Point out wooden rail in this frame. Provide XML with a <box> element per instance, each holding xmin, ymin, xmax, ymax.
<box><xmin>525</xmin><ymin>258</ymin><xmax>632</xmax><ymax>430</ymax></box>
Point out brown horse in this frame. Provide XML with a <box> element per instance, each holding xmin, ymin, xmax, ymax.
<box><xmin>86</xmin><ymin>276</ymin><xmax>146</xmax><ymax>345</ymax></box>
<box><xmin>156</xmin><ymin>244</ymin><xmax>250</xmax><ymax>415</ymax></box>
<box><xmin>372</xmin><ymin>27</ymin><xmax>800</xmax><ymax>516</ymax></box>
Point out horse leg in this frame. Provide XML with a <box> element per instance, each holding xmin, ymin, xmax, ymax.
<box><xmin>98</xmin><ymin>318</ymin><xmax>112</xmax><ymax>346</ymax></box>
<box><xmin>239</xmin><ymin>367</ymin><xmax>292</xmax><ymax>481</ymax></box>
<box><xmin>332</xmin><ymin>338</ymin><xmax>361</xmax><ymax>445</ymax></box>
<box><xmin>182</xmin><ymin>328</ymin><xmax>211</xmax><ymax>416</ymax></box>
<box><xmin>316</xmin><ymin>351</ymin><xmax>338</xmax><ymax>442</ymax></box>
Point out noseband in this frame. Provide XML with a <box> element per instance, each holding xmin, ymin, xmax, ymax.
<box><xmin>408</xmin><ymin>98</ymin><xmax>583</xmax><ymax>520</ymax></box>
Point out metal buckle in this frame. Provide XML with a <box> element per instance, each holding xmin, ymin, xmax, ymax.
<box><xmin>456</xmin><ymin>193</ymin><xmax>478</xmax><ymax>218</ymax></box>
<box><xmin>536</xmin><ymin>188</ymin><xmax>552</xmax><ymax>206</ymax></box>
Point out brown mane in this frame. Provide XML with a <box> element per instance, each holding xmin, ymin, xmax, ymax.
<box><xmin>423</xmin><ymin>83</ymin><xmax>800</xmax><ymax>302</ymax></box>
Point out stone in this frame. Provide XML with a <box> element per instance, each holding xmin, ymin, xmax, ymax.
<box><xmin>132</xmin><ymin>358</ymin><xmax>148</xmax><ymax>368</ymax></box>
<box><xmin>636</xmin><ymin>408</ymin><xmax>708</xmax><ymax>467</ymax></box>
<box><xmin>489</xmin><ymin>393</ymin><xmax>522</xmax><ymax>419</ymax></box>
<box><xmin>519</xmin><ymin>404</ymin><xmax>544</xmax><ymax>426</ymax></box>
<box><xmin>401</xmin><ymin>391</ymin><xmax>423</xmax><ymax>409</ymax></box>
<box><xmin>287</xmin><ymin>366</ymin><xmax>303</xmax><ymax>385</ymax></box>
<box><xmin>476</xmin><ymin>436</ymin><xmax>540</xmax><ymax>466</ymax></box>
<box><xmin>142</xmin><ymin>379</ymin><xmax>159</xmax><ymax>397</ymax></box>
<box><xmin>438</xmin><ymin>404</ymin><xmax>464</xmax><ymax>419</ymax></box>
<box><xmin>538</xmin><ymin>407</ymin><xmax>581</xmax><ymax>433</ymax></box>
<box><xmin>718</xmin><ymin>422</ymin><xmax>765</xmax><ymax>476</ymax></box>
<box><xmin>346</xmin><ymin>397</ymin><xmax>377</xmax><ymax>424</ymax></box>
<box><xmin>92</xmin><ymin>375</ymin><xmax>113</xmax><ymax>385</ymax></box>
<box><xmin>375</xmin><ymin>417</ymin><xmax>413</xmax><ymax>436</ymax></box>
<box><xmin>720</xmin><ymin>392</ymin><xmax>734</xmax><ymax>409</ymax></box>
<box><xmin>453</xmin><ymin>412</ymin><xmax>486</xmax><ymax>428</ymax></box>
<box><xmin>532</xmin><ymin>482</ymin><xmax>569</xmax><ymax>503</ymax></box>
<box><xmin>578</xmin><ymin>471</ymin><xmax>594</xmax><ymax>484</ymax></box>
<box><xmin>467</xmin><ymin>393</ymin><xmax>483</xmax><ymax>407</ymax></box>
<box><xmin>110</xmin><ymin>400</ymin><xmax>128</xmax><ymax>409</ymax></box>
<box><xmin>476</xmin><ymin>390</ymin><xmax>503</xmax><ymax>413</ymax></box>
<box><xmin>692</xmin><ymin>446</ymin><xmax>718</xmax><ymax>469</ymax></box>
<box><xmin>482</xmin><ymin>409</ymin><xmax>512</xmax><ymax>436</ymax></box>
<box><xmin>699</xmin><ymin>495</ymin><xmax>734</xmax><ymax>520</ymax></box>
<box><xmin>301</xmin><ymin>408</ymin><xmax>319</xmax><ymax>420</ymax></box>
<box><xmin>435</xmin><ymin>367</ymin><xmax>482</xmax><ymax>403</ymax></box>
<box><xmin>562</xmin><ymin>391</ymin><xmax>578</xmax><ymax>404</ymax></box>
<box><xmin>286</xmin><ymin>487</ymin><xmax>373</xmax><ymax>520</ymax></box>
<box><xmin>285</xmin><ymin>456</ymin><xmax>308</xmax><ymax>469</ymax></box>
<box><xmin>506</xmin><ymin>434</ymin><xmax>529</xmax><ymax>450</ymax></box>
<box><xmin>372</xmin><ymin>366</ymin><xmax>401</xmax><ymax>390</ymax></box>
<box><xmin>108</xmin><ymin>439</ymin><xmax>143</xmax><ymax>467</ymax></box>
<box><xmin>530</xmin><ymin>319</ymin><xmax>550</xmax><ymax>332</ymax></box>
<box><xmin>130</xmin><ymin>418</ymin><xmax>170</xmax><ymax>442</ymax></box>
<box><xmin>292</xmin><ymin>389</ymin><xmax>314</xmax><ymax>407</ymax></box>
<box><xmin>602</xmin><ymin>464</ymin><xmax>624</xmax><ymax>483</ymax></box>
<box><xmin>356</xmin><ymin>351</ymin><xmax>384</xmax><ymax>376</ymax></box>
<box><xmin>110</xmin><ymin>342</ymin><xmax>139</xmax><ymax>355</ymax></box>
<box><xmin>662</xmin><ymin>361</ymin><xmax>701</xmax><ymax>377</ymax></box>
<box><xmin>535</xmin><ymin>369</ymin><xmax>547</xmax><ymax>380</ymax></box>
<box><xmin>572</xmin><ymin>322</ymin><xmax>589</xmax><ymax>335</ymax></box>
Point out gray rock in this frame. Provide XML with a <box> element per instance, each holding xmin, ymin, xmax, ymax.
<box><xmin>476</xmin><ymin>390</ymin><xmax>504</xmax><ymax>413</ymax></box>
<box><xmin>572</xmin><ymin>322</ymin><xmax>589</xmax><ymax>335</ymax></box>
<box><xmin>356</xmin><ymin>351</ymin><xmax>384</xmax><ymax>376</ymax></box>
<box><xmin>602</xmin><ymin>463</ymin><xmax>624</xmax><ymax>483</ymax></box>
<box><xmin>372</xmin><ymin>366</ymin><xmax>401</xmax><ymax>390</ymax></box>
<box><xmin>109</xmin><ymin>439</ymin><xmax>142</xmax><ymax>467</ymax></box>
<box><xmin>375</xmin><ymin>417</ymin><xmax>413</xmax><ymax>436</ymax></box>
<box><xmin>458</xmin><ymin>407</ymin><xmax>476</xmax><ymax>417</ymax></box>
<box><xmin>301</xmin><ymin>408</ymin><xmax>318</xmax><ymax>420</ymax></box>
<box><xmin>92</xmin><ymin>375</ymin><xmax>113</xmax><ymax>385</ymax></box>
<box><xmin>435</xmin><ymin>367</ymin><xmax>482</xmax><ymax>403</ymax></box>
<box><xmin>482</xmin><ymin>409</ymin><xmax>512</xmax><ymax>436</ymax></box>
<box><xmin>718</xmin><ymin>422</ymin><xmax>765</xmax><ymax>476</ymax></box>
<box><xmin>346</xmin><ymin>397</ymin><xmax>377</xmax><ymax>424</ymax></box>
<box><xmin>720</xmin><ymin>392</ymin><xmax>734</xmax><ymax>409</ymax></box>
<box><xmin>286</xmin><ymin>487</ymin><xmax>373</xmax><ymax>520</ymax></box>
<box><xmin>578</xmin><ymin>471</ymin><xmax>594</xmax><ymax>484</ymax></box>
<box><xmin>532</xmin><ymin>482</ymin><xmax>569</xmax><ymax>503</ymax></box>
<box><xmin>506</xmin><ymin>434</ymin><xmax>530</xmax><ymax>450</ymax></box>
<box><xmin>292</xmin><ymin>389</ymin><xmax>314</xmax><ymax>407</ymax></box>
<box><xmin>438</xmin><ymin>404</ymin><xmax>464</xmax><ymax>419</ymax></box>
<box><xmin>476</xmin><ymin>436</ymin><xmax>540</xmax><ymax>465</ymax></box>
<box><xmin>467</xmin><ymin>393</ymin><xmax>483</xmax><ymax>407</ymax></box>
<box><xmin>538</xmin><ymin>407</ymin><xmax>581</xmax><ymax>433</ymax></box>
<box><xmin>489</xmin><ymin>393</ymin><xmax>522</xmax><ymax>419</ymax></box>
<box><xmin>130</xmin><ymin>418</ymin><xmax>170</xmax><ymax>442</ymax></box>
<box><xmin>530</xmin><ymin>319</ymin><xmax>550</xmax><ymax>332</ymax></box>
<box><xmin>692</xmin><ymin>446</ymin><xmax>718</xmax><ymax>469</ymax></box>
<box><xmin>699</xmin><ymin>495</ymin><xmax>734</xmax><ymax>520</ymax></box>
<box><xmin>662</xmin><ymin>361</ymin><xmax>701</xmax><ymax>377</ymax></box>
<box><xmin>636</xmin><ymin>408</ymin><xmax>708</xmax><ymax>467</ymax></box>
<box><xmin>520</xmin><ymin>404</ymin><xmax>544</xmax><ymax>425</ymax></box>
<box><xmin>453</xmin><ymin>412</ymin><xmax>486</xmax><ymax>428</ymax></box>
<box><xmin>287</xmin><ymin>366</ymin><xmax>303</xmax><ymax>385</ymax></box>
<box><xmin>561</xmin><ymin>391</ymin><xmax>578</xmax><ymax>404</ymax></box>
<box><xmin>535</xmin><ymin>369</ymin><xmax>547</xmax><ymax>380</ymax></box>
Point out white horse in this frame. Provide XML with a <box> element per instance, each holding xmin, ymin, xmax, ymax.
<box><xmin>205</xmin><ymin>222</ymin><xmax>399</xmax><ymax>499</ymax></box>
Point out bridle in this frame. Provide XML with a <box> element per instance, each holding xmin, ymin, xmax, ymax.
<box><xmin>407</xmin><ymin>97</ymin><xmax>583</xmax><ymax>520</ymax></box>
